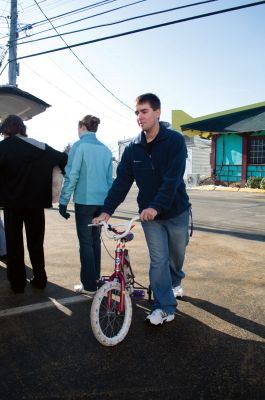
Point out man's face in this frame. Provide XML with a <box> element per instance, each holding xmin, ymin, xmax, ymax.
<box><xmin>135</xmin><ymin>102</ymin><xmax>160</xmax><ymax>132</ymax></box>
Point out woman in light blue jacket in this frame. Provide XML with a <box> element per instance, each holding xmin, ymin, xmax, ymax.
<box><xmin>59</xmin><ymin>115</ymin><xmax>113</xmax><ymax>294</ymax></box>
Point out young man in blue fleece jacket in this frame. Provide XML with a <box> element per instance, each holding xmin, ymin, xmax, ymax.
<box><xmin>93</xmin><ymin>93</ymin><xmax>191</xmax><ymax>325</ymax></box>
<box><xmin>59</xmin><ymin>115</ymin><xmax>113</xmax><ymax>295</ymax></box>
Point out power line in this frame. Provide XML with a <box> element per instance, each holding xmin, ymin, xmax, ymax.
<box><xmin>31</xmin><ymin>0</ymin><xmax>133</xmax><ymax>111</ymax></box>
<box><xmin>19</xmin><ymin>36</ymin><xmax>133</xmax><ymax>121</ymax></box>
<box><xmin>20</xmin><ymin>0</ymin><xmax>78</xmax><ymax>16</ymax></box>
<box><xmin>0</xmin><ymin>0</ymin><xmax>120</xmax><ymax>42</ymax></box>
<box><xmin>31</xmin><ymin>0</ymin><xmax>118</xmax><ymax>27</ymax></box>
<box><xmin>19</xmin><ymin>0</ymin><xmax>148</xmax><ymax>40</ymax></box>
<box><xmin>11</xmin><ymin>1</ymin><xmax>265</xmax><ymax>61</ymax></box>
<box><xmin>22</xmin><ymin>0</ymin><xmax>49</xmax><ymax>10</ymax></box>
<box><xmin>21</xmin><ymin>61</ymin><xmax>136</xmax><ymax>126</ymax></box>
<box><xmin>17</xmin><ymin>0</ymin><xmax>221</xmax><ymax>46</ymax></box>
<box><xmin>1</xmin><ymin>1</ymin><xmax>263</xmax><ymax>77</ymax></box>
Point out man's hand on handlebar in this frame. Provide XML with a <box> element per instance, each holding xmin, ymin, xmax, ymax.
<box><xmin>92</xmin><ymin>212</ymin><xmax>110</xmax><ymax>224</ymax></box>
<box><xmin>140</xmin><ymin>208</ymin><xmax>158</xmax><ymax>221</ymax></box>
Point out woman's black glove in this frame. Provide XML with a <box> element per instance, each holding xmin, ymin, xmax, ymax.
<box><xmin>59</xmin><ymin>204</ymin><xmax>70</xmax><ymax>220</ymax></box>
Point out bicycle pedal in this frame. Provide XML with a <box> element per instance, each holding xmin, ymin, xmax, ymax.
<box><xmin>97</xmin><ymin>277</ymin><xmax>109</xmax><ymax>288</ymax></box>
<box><xmin>131</xmin><ymin>289</ymin><xmax>145</xmax><ymax>299</ymax></box>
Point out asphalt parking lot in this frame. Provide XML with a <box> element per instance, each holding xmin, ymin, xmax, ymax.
<box><xmin>0</xmin><ymin>188</ymin><xmax>265</xmax><ymax>400</ymax></box>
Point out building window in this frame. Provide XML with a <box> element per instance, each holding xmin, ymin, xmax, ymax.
<box><xmin>248</xmin><ymin>137</ymin><xmax>265</xmax><ymax>164</ymax></box>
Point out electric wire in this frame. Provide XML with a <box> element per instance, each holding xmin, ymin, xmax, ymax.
<box><xmin>9</xmin><ymin>1</ymin><xmax>265</xmax><ymax>63</ymax></box>
<box><xmin>1</xmin><ymin>1</ymin><xmax>263</xmax><ymax>78</ymax></box>
<box><xmin>21</xmin><ymin>60</ymin><xmax>135</xmax><ymax>125</ymax></box>
<box><xmin>21</xmin><ymin>37</ymin><xmax>134</xmax><ymax>121</ymax></box>
<box><xmin>18</xmin><ymin>0</ymin><xmax>148</xmax><ymax>40</ymax></box>
<box><xmin>30</xmin><ymin>0</ymin><xmax>119</xmax><ymax>27</ymax></box>
<box><xmin>17</xmin><ymin>0</ymin><xmax>67</xmax><ymax>20</ymax></box>
<box><xmin>20</xmin><ymin>0</ymin><xmax>76</xmax><ymax>14</ymax></box>
<box><xmin>17</xmin><ymin>0</ymin><xmax>221</xmax><ymax>46</ymax></box>
<box><xmin>32</xmin><ymin>0</ymin><xmax>133</xmax><ymax>111</ymax></box>
<box><xmin>0</xmin><ymin>1</ymin><xmax>9</xmax><ymax>19</ymax></box>
<box><xmin>0</xmin><ymin>0</ymin><xmax>121</xmax><ymax>41</ymax></box>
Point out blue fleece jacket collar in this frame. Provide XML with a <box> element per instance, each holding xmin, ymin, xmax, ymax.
<box><xmin>79</xmin><ymin>131</ymin><xmax>96</xmax><ymax>139</ymax></box>
<box><xmin>134</xmin><ymin>124</ymin><xmax>169</xmax><ymax>146</ymax></box>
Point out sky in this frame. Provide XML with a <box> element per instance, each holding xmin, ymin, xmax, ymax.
<box><xmin>0</xmin><ymin>0</ymin><xmax>265</xmax><ymax>156</ymax></box>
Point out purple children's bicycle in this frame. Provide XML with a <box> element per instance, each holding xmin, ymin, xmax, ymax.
<box><xmin>89</xmin><ymin>216</ymin><xmax>150</xmax><ymax>346</ymax></box>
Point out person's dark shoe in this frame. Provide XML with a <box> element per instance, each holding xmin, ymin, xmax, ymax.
<box><xmin>30</xmin><ymin>277</ymin><xmax>47</xmax><ymax>289</ymax></box>
<box><xmin>10</xmin><ymin>284</ymin><xmax>25</xmax><ymax>294</ymax></box>
<box><xmin>0</xmin><ymin>254</ymin><xmax>7</xmax><ymax>264</ymax></box>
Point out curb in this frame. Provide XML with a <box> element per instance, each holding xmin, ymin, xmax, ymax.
<box><xmin>188</xmin><ymin>185</ymin><xmax>265</xmax><ymax>193</ymax></box>
<box><xmin>215</xmin><ymin>186</ymin><xmax>239</xmax><ymax>192</ymax></box>
<box><xmin>239</xmin><ymin>188</ymin><xmax>265</xmax><ymax>193</ymax></box>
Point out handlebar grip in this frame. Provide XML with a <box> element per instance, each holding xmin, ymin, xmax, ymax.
<box><xmin>122</xmin><ymin>232</ymin><xmax>134</xmax><ymax>242</ymax></box>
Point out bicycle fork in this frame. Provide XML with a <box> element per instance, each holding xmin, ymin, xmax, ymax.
<box><xmin>108</xmin><ymin>243</ymin><xmax>126</xmax><ymax>313</ymax></box>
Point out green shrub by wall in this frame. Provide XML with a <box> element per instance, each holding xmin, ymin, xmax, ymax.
<box><xmin>260</xmin><ymin>177</ymin><xmax>265</xmax><ymax>190</ymax></box>
<box><xmin>246</xmin><ymin>176</ymin><xmax>262</xmax><ymax>188</ymax></box>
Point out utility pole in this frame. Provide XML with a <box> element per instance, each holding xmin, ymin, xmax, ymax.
<box><xmin>8</xmin><ymin>0</ymin><xmax>18</xmax><ymax>86</ymax></box>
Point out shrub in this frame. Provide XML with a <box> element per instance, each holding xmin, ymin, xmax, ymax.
<box><xmin>260</xmin><ymin>177</ymin><xmax>265</xmax><ymax>190</ymax></box>
<box><xmin>229</xmin><ymin>182</ymin><xmax>241</xmax><ymax>188</ymax></box>
<box><xmin>246</xmin><ymin>176</ymin><xmax>262</xmax><ymax>189</ymax></box>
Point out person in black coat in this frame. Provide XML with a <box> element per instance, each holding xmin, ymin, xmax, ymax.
<box><xmin>0</xmin><ymin>211</ymin><xmax>7</xmax><ymax>263</ymax></box>
<box><xmin>0</xmin><ymin>115</ymin><xmax>67</xmax><ymax>293</ymax></box>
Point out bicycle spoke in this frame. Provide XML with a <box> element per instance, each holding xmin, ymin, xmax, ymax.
<box><xmin>97</xmin><ymin>290</ymin><xmax>125</xmax><ymax>338</ymax></box>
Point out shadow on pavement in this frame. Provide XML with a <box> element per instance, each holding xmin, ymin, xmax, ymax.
<box><xmin>0</xmin><ymin>296</ymin><xmax>265</xmax><ymax>399</ymax></box>
<box><xmin>194</xmin><ymin>225</ymin><xmax>265</xmax><ymax>242</ymax></box>
<box><xmin>0</xmin><ymin>262</ymin><xmax>80</xmax><ymax>310</ymax></box>
<box><xmin>184</xmin><ymin>296</ymin><xmax>265</xmax><ymax>340</ymax></box>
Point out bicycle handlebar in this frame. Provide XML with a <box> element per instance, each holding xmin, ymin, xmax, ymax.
<box><xmin>88</xmin><ymin>216</ymin><xmax>139</xmax><ymax>240</ymax></box>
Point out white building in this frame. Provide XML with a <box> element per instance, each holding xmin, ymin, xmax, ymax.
<box><xmin>184</xmin><ymin>135</ymin><xmax>211</xmax><ymax>185</ymax></box>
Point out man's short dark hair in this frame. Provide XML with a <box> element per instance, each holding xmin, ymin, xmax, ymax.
<box><xmin>135</xmin><ymin>93</ymin><xmax>161</xmax><ymax>111</ymax></box>
<box><xmin>0</xmin><ymin>115</ymin><xmax>27</xmax><ymax>137</ymax></box>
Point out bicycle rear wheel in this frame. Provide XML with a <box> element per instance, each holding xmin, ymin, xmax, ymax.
<box><xmin>90</xmin><ymin>281</ymin><xmax>132</xmax><ymax>346</ymax></box>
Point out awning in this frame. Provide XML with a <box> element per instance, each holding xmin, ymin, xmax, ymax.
<box><xmin>0</xmin><ymin>85</ymin><xmax>50</xmax><ymax>121</ymax></box>
<box><xmin>181</xmin><ymin>103</ymin><xmax>265</xmax><ymax>136</ymax></box>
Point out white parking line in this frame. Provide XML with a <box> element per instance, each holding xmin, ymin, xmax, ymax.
<box><xmin>0</xmin><ymin>294</ymin><xmax>93</xmax><ymax>318</ymax></box>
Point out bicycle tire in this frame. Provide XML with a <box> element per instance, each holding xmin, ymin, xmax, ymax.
<box><xmin>90</xmin><ymin>281</ymin><xmax>132</xmax><ymax>346</ymax></box>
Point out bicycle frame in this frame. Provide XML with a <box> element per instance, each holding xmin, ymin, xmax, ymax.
<box><xmin>108</xmin><ymin>243</ymin><xmax>126</xmax><ymax>313</ymax></box>
<box><xmin>107</xmin><ymin>240</ymin><xmax>134</xmax><ymax>313</ymax></box>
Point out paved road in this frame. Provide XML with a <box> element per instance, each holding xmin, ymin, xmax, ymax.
<box><xmin>0</xmin><ymin>189</ymin><xmax>264</xmax><ymax>400</ymax></box>
<box><xmin>189</xmin><ymin>190</ymin><xmax>265</xmax><ymax>240</ymax></box>
<box><xmin>116</xmin><ymin>187</ymin><xmax>265</xmax><ymax>239</ymax></box>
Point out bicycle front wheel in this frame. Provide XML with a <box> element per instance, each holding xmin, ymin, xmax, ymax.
<box><xmin>90</xmin><ymin>281</ymin><xmax>132</xmax><ymax>346</ymax></box>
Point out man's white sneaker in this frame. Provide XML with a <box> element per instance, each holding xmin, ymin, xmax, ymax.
<box><xmin>146</xmin><ymin>308</ymin><xmax>175</xmax><ymax>325</ymax></box>
<box><xmin>74</xmin><ymin>284</ymin><xmax>96</xmax><ymax>296</ymax></box>
<box><xmin>172</xmin><ymin>285</ymin><xmax>184</xmax><ymax>298</ymax></box>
